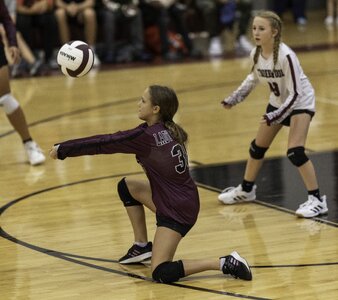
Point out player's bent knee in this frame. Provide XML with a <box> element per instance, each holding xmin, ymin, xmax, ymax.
<box><xmin>287</xmin><ymin>146</ymin><xmax>309</xmax><ymax>167</ymax></box>
<box><xmin>152</xmin><ymin>261</ymin><xmax>185</xmax><ymax>283</ymax></box>
<box><xmin>117</xmin><ymin>177</ymin><xmax>142</xmax><ymax>207</ymax></box>
<box><xmin>249</xmin><ymin>139</ymin><xmax>268</xmax><ymax>159</ymax></box>
<box><xmin>0</xmin><ymin>93</ymin><xmax>19</xmax><ymax>114</ymax></box>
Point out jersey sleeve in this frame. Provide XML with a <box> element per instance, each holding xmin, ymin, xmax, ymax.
<box><xmin>264</xmin><ymin>53</ymin><xmax>302</xmax><ymax>125</ymax></box>
<box><xmin>223</xmin><ymin>72</ymin><xmax>259</xmax><ymax>106</ymax></box>
<box><xmin>56</xmin><ymin>124</ymin><xmax>151</xmax><ymax>160</ymax></box>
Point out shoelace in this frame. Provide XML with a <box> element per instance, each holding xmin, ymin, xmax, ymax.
<box><xmin>224</xmin><ymin>256</ymin><xmax>239</xmax><ymax>277</ymax></box>
<box><xmin>299</xmin><ymin>197</ymin><xmax>317</xmax><ymax>208</ymax></box>
<box><xmin>221</xmin><ymin>187</ymin><xmax>236</xmax><ymax>193</ymax></box>
<box><xmin>29</xmin><ymin>145</ymin><xmax>43</xmax><ymax>153</ymax></box>
<box><xmin>29</xmin><ymin>148</ymin><xmax>43</xmax><ymax>154</ymax></box>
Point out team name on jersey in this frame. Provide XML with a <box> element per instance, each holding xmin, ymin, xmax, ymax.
<box><xmin>257</xmin><ymin>69</ymin><xmax>285</xmax><ymax>78</ymax></box>
<box><xmin>153</xmin><ymin>130</ymin><xmax>173</xmax><ymax>146</ymax></box>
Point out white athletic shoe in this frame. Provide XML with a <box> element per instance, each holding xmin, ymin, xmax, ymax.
<box><xmin>208</xmin><ymin>37</ymin><xmax>223</xmax><ymax>56</ymax></box>
<box><xmin>24</xmin><ymin>141</ymin><xmax>46</xmax><ymax>166</ymax></box>
<box><xmin>324</xmin><ymin>16</ymin><xmax>334</xmax><ymax>26</ymax></box>
<box><xmin>218</xmin><ymin>184</ymin><xmax>256</xmax><ymax>204</ymax></box>
<box><xmin>296</xmin><ymin>195</ymin><xmax>328</xmax><ymax>218</ymax></box>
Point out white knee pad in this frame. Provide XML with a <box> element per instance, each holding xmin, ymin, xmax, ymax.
<box><xmin>0</xmin><ymin>93</ymin><xmax>20</xmax><ymax>114</ymax></box>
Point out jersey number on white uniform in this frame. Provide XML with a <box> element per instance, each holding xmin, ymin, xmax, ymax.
<box><xmin>171</xmin><ymin>144</ymin><xmax>188</xmax><ymax>174</ymax></box>
<box><xmin>268</xmin><ymin>82</ymin><xmax>281</xmax><ymax>97</ymax></box>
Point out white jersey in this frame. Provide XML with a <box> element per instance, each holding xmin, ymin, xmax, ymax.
<box><xmin>225</xmin><ymin>43</ymin><xmax>315</xmax><ymax>125</ymax></box>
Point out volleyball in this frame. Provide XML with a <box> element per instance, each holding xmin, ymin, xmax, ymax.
<box><xmin>57</xmin><ymin>41</ymin><xmax>94</xmax><ymax>78</ymax></box>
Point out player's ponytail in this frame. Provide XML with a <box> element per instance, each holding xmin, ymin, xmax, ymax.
<box><xmin>164</xmin><ymin>120</ymin><xmax>188</xmax><ymax>145</ymax></box>
<box><xmin>251</xmin><ymin>46</ymin><xmax>261</xmax><ymax>72</ymax></box>
<box><xmin>149</xmin><ymin>85</ymin><xmax>188</xmax><ymax>145</ymax></box>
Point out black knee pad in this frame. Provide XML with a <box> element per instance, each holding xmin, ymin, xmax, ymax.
<box><xmin>152</xmin><ymin>260</ymin><xmax>185</xmax><ymax>283</ymax></box>
<box><xmin>249</xmin><ymin>139</ymin><xmax>268</xmax><ymax>159</ymax></box>
<box><xmin>287</xmin><ymin>147</ymin><xmax>309</xmax><ymax>167</ymax></box>
<box><xmin>117</xmin><ymin>177</ymin><xmax>142</xmax><ymax>207</ymax></box>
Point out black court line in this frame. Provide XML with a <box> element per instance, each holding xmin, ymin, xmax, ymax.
<box><xmin>1</xmin><ymin>172</ymin><xmax>336</xmax><ymax>264</ymax></box>
<box><xmin>1</xmin><ymin>172</ymin><xmax>337</xmax><ymax>297</ymax></box>
<box><xmin>0</xmin><ymin>172</ymin><xmax>270</xmax><ymax>300</ymax></box>
<box><xmin>0</xmin><ymin>97</ymin><xmax>138</xmax><ymax>138</ymax></box>
<box><xmin>2</xmin><ymin>64</ymin><xmax>338</xmax><ymax>139</ymax></box>
<box><xmin>195</xmin><ymin>182</ymin><xmax>338</xmax><ymax>228</ymax></box>
<box><xmin>0</xmin><ymin>228</ymin><xmax>269</xmax><ymax>300</ymax></box>
<box><xmin>1</xmin><ymin>45</ymin><xmax>337</xmax><ymax>298</ymax></box>
<box><xmin>0</xmin><ymin>81</ymin><xmax>238</xmax><ymax>138</ymax></box>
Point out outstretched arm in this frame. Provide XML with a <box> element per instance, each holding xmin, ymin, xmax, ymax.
<box><xmin>221</xmin><ymin>73</ymin><xmax>258</xmax><ymax>108</ymax></box>
<box><xmin>50</xmin><ymin>125</ymin><xmax>150</xmax><ymax>160</ymax></box>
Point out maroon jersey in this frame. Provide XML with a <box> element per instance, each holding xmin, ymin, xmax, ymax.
<box><xmin>0</xmin><ymin>0</ymin><xmax>17</xmax><ymax>47</ymax></box>
<box><xmin>57</xmin><ymin>122</ymin><xmax>200</xmax><ymax>225</ymax></box>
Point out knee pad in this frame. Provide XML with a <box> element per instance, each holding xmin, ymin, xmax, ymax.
<box><xmin>249</xmin><ymin>139</ymin><xmax>268</xmax><ymax>159</ymax></box>
<box><xmin>287</xmin><ymin>147</ymin><xmax>309</xmax><ymax>167</ymax></box>
<box><xmin>117</xmin><ymin>177</ymin><xmax>142</xmax><ymax>207</ymax></box>
<box><xmin>0</xmin><ymin>93</ymin><xmax>19</xmax><ymax>114</ymax></box>
<box><xmin>152</xmin><ymin>260</ymin><xmax>185</xmax><ymax>283</ymax></box>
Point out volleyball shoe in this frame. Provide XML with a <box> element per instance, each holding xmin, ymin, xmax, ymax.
<box><xmin>119</xmin><ymin>242</ymin><xmax>152</xmax><ymax>264</ymax></box>
<box><xmin>218</xmin><ymin>184</ymin><xmax>256</xmax><ymax>204</ymax></box>
<box><xmin>296</xmin><ymin>195</ymin><xmax>328</xmax><ymax>218</ymax></box>
<box><xmin>220</xmin><ymin>251</ymin><xmax>252</xmax><ymax>281</ymax></box>
<box><xmin>24</xmin><ymin>141</ymin><xmax>46</xmax><ymax>166</ymax></box>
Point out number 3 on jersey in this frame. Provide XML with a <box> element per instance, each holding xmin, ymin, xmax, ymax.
<box><xmin>171</xmin><ymin>144</ymin><xmax>188</xmax><ymax>174</ymax></box>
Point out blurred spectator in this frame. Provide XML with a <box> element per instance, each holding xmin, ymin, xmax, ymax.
<box><xmin>324</xmin><ymin>0</ymin><xmax>338</xmax><ymax>27</ymax></box>
<box><xmin>54</xmin><ymin>0</ymin><xmax>100</xmax><ymax>66</ymax></box>
<box><xmin>273</xmin><ymin>0</ymin><xmax>307</xmax><ymax>26</ymax></box>
<box><xmin>0</xmin><ymin>0</ymin><xmax>43</xmax><ymax>77</ymax></box>
<box><xmin>220</xmin><ymin>0</ymin><xmax>253</xmax><ymax>55</ymax></box>
<box><xmin>16</xmin><ymin>0</ymin><xmax>58</xmax><ymax>69</ymax></box>
<box><xmin>190</xmin><ymin>0</ymin><xmax>253</xmax><ymax>57</ymax></box>
<box><xmin>194</xmin><ymin>0</ymin><xmax>223</xmax><ymax>56</ymax></box>
<box><xmin>235</xmin><ymin>0</ymin><xmax>253</xmax><ymax>54</ymax></box>
<box><xmin>99</xmin><ymin>0</ymin><xmax>149</xmax><ymax>63</ymax></box>
<box><xmin>140</xmin><ymin>0</ymin><xmax>194</xmax><ymax>61</ymax></box>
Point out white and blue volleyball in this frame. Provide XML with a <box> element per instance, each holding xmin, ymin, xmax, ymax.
<box><xmin>57</xmin><ymin>41</ymin><xmax>94</xmax><ymax>78</ymax></box>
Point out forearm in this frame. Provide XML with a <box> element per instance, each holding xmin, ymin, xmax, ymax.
<box><xmin>223</xmin><ymin>73</ymin><xmax>258</xmax><ymax>106</ymax></box>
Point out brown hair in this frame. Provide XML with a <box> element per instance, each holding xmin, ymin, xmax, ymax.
<box><xmin>148</xmin><ymin>85</ymin><xmax>188</xmax><ymax>145</ymax></box>
<box><xmin>251</xmin><ymin>10</ymin><xmax>283</xmax><ymax>71</ymax></box>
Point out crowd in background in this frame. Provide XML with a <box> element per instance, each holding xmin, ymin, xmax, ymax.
<box><xmin>0</xmin><ymin>0</ymin><xmax>330</xmax><ymax>78</ymax></box>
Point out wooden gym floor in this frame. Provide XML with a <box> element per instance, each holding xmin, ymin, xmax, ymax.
<box><xmin>0</xmin><ymin>9</ymin><xmax>337</xmax><ymax>300</ymax></box>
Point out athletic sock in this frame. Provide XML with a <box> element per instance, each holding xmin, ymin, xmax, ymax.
<box><xmin>219</xmin><ymin>257</ymin><xmax>225</xmax><ymax>271</ymax></box>
<box><xmin>134</xmin><ymin>242</ymin><xmax>148</xmax><ymax>247</ymax></box>
<box><xmin>308</xmin><ymin>189</ymin><xmax>321</xmax><ymax>202</ymax></box>
<box><xmin>22</xmin><ymin>138</ymin><xmax>32</xmax><ymax>144</ymax></box>
<box><xmin>241</xmin><ymin>180</ymin><xmax>254</xmax><ymax>193</ymax></box>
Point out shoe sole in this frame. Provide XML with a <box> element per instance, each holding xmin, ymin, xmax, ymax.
<box><xmin>218</xmin><ymin>196</ymin><xmax>255</xmax><ymax>205</ymax></box>
<box><xmin>119</xmin><ymin>252</ymin><xmax>152</xmax><ymax>264</ymax></box>
<box><xmin>230</xmin><ymin>251</ymin><xmax>252</xmax><ymax>280</ymax></box>
<box><xmin>296</xmin><ymin>209</ymin><xmax>328</xmax><ymax>218</ymax></box>
<box><xmin>29</xmin><ymin>157</ymin><xmax>46</xmax><ymax>166</ymax></box>
<box><xmin>218</xmin><ymin>186</ymin><xmax>256</xmax><ymax>204</ymax></box>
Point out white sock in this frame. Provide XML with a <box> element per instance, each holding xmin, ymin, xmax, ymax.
<box><xmin>219</xmin><ymin>257</ymin><xmax>226</xmax><ymax>271</ymax></box>
<box><xmin>134</xmin><ymin>242</ymin><xmax>148</xmax><ymax>247</ymax></box>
